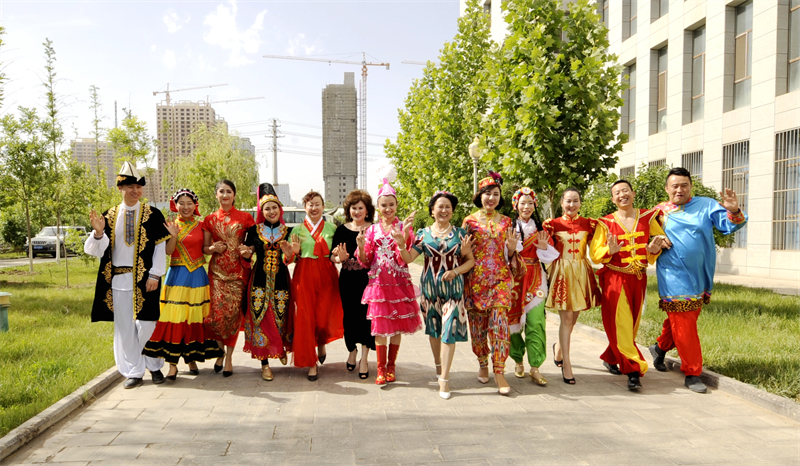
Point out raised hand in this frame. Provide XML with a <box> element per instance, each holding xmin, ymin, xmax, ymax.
<box><xmin>461</xmin><ymin>234</ymin><xmax>474</xmax><ymax>255</ymax></box>
<box><xmin>356</xmin><ymin>227</ymin><xmax>366</xmax><ymax>250</ymax></box>
<box><xmin>89</xmin><ymin>209</ymin><xmax>106</xmax><ymax>236</ymax></box>
<box><xmin>290</xmin><ymin>234</ymin><xmax>301</xmax><ymax>255</ymax></box>
<box><xmin>279</xmin><ymin>240</ymin><xmax>294</xmax><ymax>257</ymax></box>
<box><xmin>164</xmin><ymin>221</ymin><xmax>180</xmax><ymax>238</ymax></box>
<box><xmin>507</xmin><ymin>227</ymin><xmax>520</xmax><ymax>251</ymax></box>
<box><xmin>535</xmin><ymin>230</ymin><xmax>549</xmax><ymax>250</ymax></box>
<box><xmin>720</xmin><ymin>188</ymin><xmax>740</xmax><ymax>213</ymax></box>
<box><xmin>391</xmin><ymin>223</ymin><xmax>406</xmax><ymax>247</ymax></box>
<box><xmin>401</xmin><ymin>211</ymin><xmax>417</xmax><ymax>234</ymax></box>
<box><xmin>336</xmin><ymin>243</ymin><xmax>349</xmax><ymax>263</ymax></box>
<box><xmin>607</xmin><ymin>232</ymin><xmax>620</xmax><ymax>255</ymax></box>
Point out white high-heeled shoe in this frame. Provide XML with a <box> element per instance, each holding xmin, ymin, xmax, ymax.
<box><xmin>438</xmin><ymin>378</ymin><xmax>451</xmax><ymax>399</ymax></box>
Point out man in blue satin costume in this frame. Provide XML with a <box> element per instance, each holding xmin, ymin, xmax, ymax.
<box><xmin>649</xmin><ymin>167</ymin><xmax>747</xmax><ymax>394</ymax></box>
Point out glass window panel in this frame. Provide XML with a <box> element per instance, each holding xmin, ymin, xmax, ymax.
<box><xmin>660</xmin><ymin>0</ymin><xmax>669</xmax><ymax>17</ymax></box>
<box><xmin>735</xmin><ymin>35</ymin><xmax>748</xmax><ymax>81</ymax></box>
<box><xmin>631</xmin><ymin>0</ymin><xmax>637</xmax><ymax>35</ymax></box>
<box><xmin>629</xmin><ymin>119</ymin><xmax>636</xmax><ymax>140</ymax></box>
<box><xmin>792</xmin><ymin>0</ymin><xmax>800</xmax><ymax>9</ymax></box>
<box><xmin>735</xmin><ymin>78</ymin><xmax>751</xmax><ymax>107</ymax></box>
<box><xmin>747</xmin><ymin>32</ymin><xmax>753</xmax><ymax>78</ymax></box>
<box><xmin>658</xmin><ymin>72</ymin><xmax>667</xmax><ymax>110</ymax></box>
<box><xmin>658</xmin><ymin>47</ymin><xmax>668</xmax><ymax>70</ymax></box>
<box><xmin>736</xmin><ymin>1</ymin><xmax>753</xmax><ymax>34</ymax></box>
<box><xmin>629</xmin><ymin>88</ymin><xmax>636</xmax><ymax>120</ymax></box>
<box><xmin>790</xmin><ymin>8</ymin><xmax>800</xmax><ymax>60</ymax></box>
<box><xmin>692</xmin><ymin>95</ymin><xmax>704</xmax><ymax>122</ymax></box>
<box><xmin>629</xmin><ymin>63</ymin><xmax>637</xmax><ymax>88</ymax></box>
<box><xmin>658</xmin><ymin>110</ymin><xmax>667</xmax><ymax>132</ymax></box>
<box><xmin>693</xmin><ymin>27</ymin><xmax>705</xmax><ymax>54</ymax></box>
<box><xmin>692</xmin><ymin>56</ymin><xmax>704</xmax><ymax>98</ymax></box>
<box><xmin>790</xmin><ymin>61</ymin><xmax>800</xmax><ymax>92</ymax></box>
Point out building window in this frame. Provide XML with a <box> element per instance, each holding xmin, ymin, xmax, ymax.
<box><xmin>648</xmin><ymin>158</ymin><xmax>666</xmax><ymax>168</ymax></box>
<box><xmin>734</xmin><ymin>1</ymin><xmax>753</xmax><ymax>109</ymax></box>
<box><xmin>622</xmin><ymin>64</ymin><xmax>637</xmax><ymax>141</ymax></box>
<box><xmin>773</xmin><ymin>128</ymin><xmax>800</xmax><ymax>250</ymax></box>
<box><xmin>790</xmin><ymin>0</ymin><xmax>800</xmax><ymax>92</ymax></box>
<box><xmin>600</xmin><ymin>0</ymin><xmax>609</xmax><ymax>29</ymax></box>
<box><xmin>722</xmin><ymin>140</ymin><xmax>750</xmax><ymax>248</ymax></box>
<box><xmin>483</xmin><ymin>0</ymin><xmax>491</xmax><ymax>15</ymax></box>
<box><xmin>620</xmin><ymin>166</ymin><xmax>635</xmax><ymax>179</ymax></box>
<box><xmin>630</xmin><ymin>0</ymin><xmax>637</xmax><ymax>36</ymax></box>
<box><xmin>691</xmin><ymin>27</ymin><xmax>706</xmax><ymax>122</ymax></box>
<box><xmin>623</xmin><ymin>0</ymin><xmax>637</xmax><ymax>40</ymax></box>
<box><xmin>682</xmin><ymin>150</ymin><xmax>703</xmax><ymax>180</ymax></box>
<box><xmin>657</xmin><ymin>47</ymin><xmax>668</xmax><ymax>133</ymax></box>
<box><xmin>655</xmin><ymin>0</ymin><xmax>668</xmax><ymax>20</ymax></box>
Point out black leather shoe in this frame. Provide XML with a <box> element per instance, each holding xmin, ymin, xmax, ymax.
<box><xmin>685</xmin><ymin>376</ymin><xmax>708</xmax><ymax>393</ymax></box>
<box><xmin>189</xmin><ymin>369</ymin><xmax>200</xmax><ymax>376</ymax></box>
<box><xmin>123</xmin><ymin>378</ymin><xmax>143</xmax><ymax>389</ymax></box>
<box><xmin>627</xmin><ymin>373</ymin><xmax>642</xmax><ymax>391</ymax></box>
<box><xmin>649</xmin><ymin>344</ymin><xmax>667</xmax><ymax>372</ymax></box>
<box><xmin>603</xmin><ymin>361</ymin><xmax>622</xmax><ymax>375</ymax></box>
<box><xmin>151</xmin><ymin>370</ymin><xmax>165</xmax><ymax>384</ymax></box>
<box><xmin>222</xmin><ymin>370</ymin><xmax>233</xmax><ymax>378</ymax></box>
<box><xmin>318</xmin><ymin>354</ymin><xmax>327</xmax><ymax>364</ymax></box>
<box><xmin>214</xmin><ymin>364</ymin><xmax>223</xmax><ymax>373</ymax></box>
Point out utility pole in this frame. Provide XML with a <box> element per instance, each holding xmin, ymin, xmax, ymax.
<box><xmin>114</xmin><ymin>101</ymin><xmax>118</xmax><ymax>128</ymax></box>
<box><xmin>270</xmin><ymin>118</ymin><xmax>283</xmax><ymax>184</ymax></box>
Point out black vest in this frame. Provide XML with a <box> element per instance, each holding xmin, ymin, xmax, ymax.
<box><xmin>91</xmin><ymin>203</ymin><xmax>171</xmax><ymax>322</ymax></box>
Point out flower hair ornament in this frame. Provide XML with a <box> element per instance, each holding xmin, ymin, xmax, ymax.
<box><xmin>512</xmin><ymin>187</ymin><xmax>538</xmax><ymax>211</ymax></box>
<box><xmin>169</xmin><ymin>188</ymin><xmax>200</xmax><ymax>216</ymax></box>
<box><xmin>478</xmin><ymin>171</ymin><xmax>503</xmax><ymax>191</ymax></box>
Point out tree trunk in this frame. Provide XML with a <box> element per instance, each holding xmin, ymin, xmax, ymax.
<box><xmin>24</xmin><ymin>201</ymin><xmax>33</xmax><ymax>273</ymax></box>
<box><xmin>57</xmin><ymin>211</ymin><xmax>69</xmax><ymax>287</ymax></box>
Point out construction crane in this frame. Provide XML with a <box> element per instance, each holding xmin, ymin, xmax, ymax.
<box><xmin>207</xmin><ymin>96</ymin><xmax>265</xmax><ymax>104</ymax></box>
<box><xmin>153</xmin><ymin>83</ymin><xmax>228</xmax><ymax>105</ymax></box>
<box><xmin>401</xmin><ymin>60</ymin><xmax>440</xmax><ymax>66</ymax></box>
<box><xmin>263</xmin><ymin>52</ymin><xmax>390</xmax><ymax>190</ymax></box>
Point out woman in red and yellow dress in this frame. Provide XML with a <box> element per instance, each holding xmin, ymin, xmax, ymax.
<box><xmin>462</xmin><ymin>171</ymin><xmax>520</xmax><ymax>396</ymax></box>
<box><xmin>143</xmin><ymin>189</ymin><xmax>223</xmax><ymax>380</ymax></box>
<box><xmin>202</xmin><ymin>180</ymin><xmax>255</xmax><ymax>377</ymax></box>
<box><xmin>543</xmin><ymin>188</ymin><xmax>601</xmax><ymax>384</ymax></box>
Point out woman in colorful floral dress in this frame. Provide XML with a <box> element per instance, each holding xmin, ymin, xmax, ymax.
<box><xmin>396</xmin><ymin>191</ymin><xmax>474</xmax><ymax>399</ymax></box>
<box><xmin>202</xmin><ymin>180</ymin><xmax>255</xmax><ymax>377</ymax></box>
<box><xmin>331</xmin><ymin>190</ymin><xmax>375</xmax><ymax>379</ymax></box>
<box><xmin>357</xmin><ymin>179</ymin><xmax>422</xmax><ymax>386</ymax></box>
<box><xmin>462</xmin><ymin>172</ymin><xmax>520</xmax><ymax>395</ymax></box>
<box><xmin>143</xmin><ymin>188</ymin><xmax>223</xmax><ymax>380</ymax></box>
<box><xmin>240</xmin><ymin>183</ymin><xmax>295</xmax><ymax>381</ymax></box>
<box><xmin>543</xmin><ymin>187</ymin><xmax>601</xmax><ymax>383</ymax></box>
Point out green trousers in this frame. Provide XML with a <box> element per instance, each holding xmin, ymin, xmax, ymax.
<box><xmin>509</xmin><ymin>301</ymin><xmax>547</xmax><ymax>367</ymax></box>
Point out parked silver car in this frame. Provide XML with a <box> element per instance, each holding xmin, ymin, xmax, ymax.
<box><xmin>25</xmin><ymin>226</ymin><xmax>88</xmax><ymax>257</ymax></box>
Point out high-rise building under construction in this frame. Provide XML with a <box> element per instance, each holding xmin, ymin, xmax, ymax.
<box><xmin>322</xmin><ymin>72</ymin><xmax>358</xmax><ymax>205</ymax></box>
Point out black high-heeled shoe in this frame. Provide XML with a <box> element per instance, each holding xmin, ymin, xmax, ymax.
<box><xmin>188</xmin><ymin>363</ymin><xmax>199</xmax><ymax>376</ymax></box>
<box><xmin>561</xmin><ymin>367</ymin><xmax>576</xmax><ymax>385</ymax></box>
<box><xmin>223</xmin><ymin>370</ymin><xmax>233</xmax><ymax>378</ymax></box>
<box><xmin>166</xmin><ymin>365</ymin><xmax>178</xmax><ymax>381</ymax></box>
<box><xmin>358</xmin><ymin>357</ymin><xmax>369</xmax><ymax>379</ymax></box>
<box><xmin>553</xmin><ymin>343</ymin><xmax>563</xmax><ymax>368</ymax></box>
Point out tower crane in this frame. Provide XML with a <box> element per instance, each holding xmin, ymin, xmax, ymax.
<box><xmin>153</xmin><ymin>83</ymin><xmax>228</xmax><ymax>105</ymax></box>
<box><xmin>263</xmin><ymin>52</ymin><xmax>390</xmax><ymax>190</ymax></box>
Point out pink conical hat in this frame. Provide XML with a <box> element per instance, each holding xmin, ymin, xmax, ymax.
<box><xmin>377</xmin><ymin>178</ymin><xmax>396</xmax><ymax>198</ymax></box>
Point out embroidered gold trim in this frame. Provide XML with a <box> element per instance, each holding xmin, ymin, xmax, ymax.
<box><xmin>103</xmin><ymin>261</ymin><xmax>113</xmax><ymax>283</ymax></box>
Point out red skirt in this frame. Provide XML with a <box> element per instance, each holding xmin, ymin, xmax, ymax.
<box><xmin>291</xmin><ymin>257</ymin><xmax>344</xmax><ymax>367</ymax></box>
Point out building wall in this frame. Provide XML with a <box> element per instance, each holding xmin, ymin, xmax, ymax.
<box><xmin>322</xmin><ymin>72</ymin><xmax>358</xmax><ymax>206</ymax></box>
<box><xmin>464</xmin><ymin>0</ymin><xmax>800</xmax><ymax>281</ymax></box>
<box><xmin>71</xmin><ymin>138</ymin><xmax>116</xmax><ymax>189</ymax></box>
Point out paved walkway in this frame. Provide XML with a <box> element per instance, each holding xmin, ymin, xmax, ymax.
<box><xmin>4</xmin><ymin>264</ymin><xmax>799</xmax><ymax>466</ymax></box>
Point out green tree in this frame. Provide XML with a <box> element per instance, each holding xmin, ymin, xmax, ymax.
<box><xmin>107</xmin><ymin>109</ymin><xmax>158</xmax><ymax>202</ymax></box>
<box><xmin>0</xmin><ymin>108</ymin><xmax>50</xmax><ymax>272</ymax></box>
<box><xmin>0</xmin><ymin>26</ymin><xmax>6</xmax><ymax>110</ymax></box>
<box><xmin>385</xmin><ymin>0</ymin><xmax>493</xmax><ymax>226</ymax></box>
<box><xmin>167</xmin><ymin>124</ymin><xmax>258</xmax><ymax>212</ymax></box>
<box><xmin>482</xmin><ymin>0</ymin><xmax>626</xmax><ymax>217</ymax></box>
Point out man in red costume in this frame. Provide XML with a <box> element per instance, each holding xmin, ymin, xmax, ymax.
<box><xmin>590</xmin><ymin>180</ymin><xmax>669</xmax><ymax>391</ymax></box>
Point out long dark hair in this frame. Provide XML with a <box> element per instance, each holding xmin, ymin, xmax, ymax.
<box><xmin>514</xmin><ymin>203</ymin><xmax>544</xmax><ymax>243</ymax></box>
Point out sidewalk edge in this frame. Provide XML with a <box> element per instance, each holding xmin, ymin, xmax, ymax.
<box><xmin>0</xmin><ymin>366</ymin><xmax>121</xmax><ymax>462</ymax></box>
<box><xmin>546</xmin><ymin>312</ymin><xmax>800</xmax><ymax>423</ymax></box>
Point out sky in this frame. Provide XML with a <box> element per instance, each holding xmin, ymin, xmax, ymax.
<box><xmin>0</xmin><ymin>0</ymin><xmax>460</xmax><ymax>203</ymax></box>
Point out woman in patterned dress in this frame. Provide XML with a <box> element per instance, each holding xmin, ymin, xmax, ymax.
<box><xmin>356</xmin><ymin>179</ymin><xmax>422</xmax><ymax>386</ymax></box>
<box><xmin>143</xmin><ymin>188</ymin><xmax>223</xmax><ymax>380</ymax></box>
<box><xmin>543</xmin><ymin>188</ymin><xmax>601</xmax><ymax>383</ymax></box>
<box><xmin>202</xmin><ymin>180</ymin><xmax>255</xmax><ymax>377</ymax></box>
<box><xmin>240</xmin><ymin>183</ymin><xmax>295</xmax><ymax>381</ymax></box>
<box><xmin>331</xmin><ymin>190</ymin><xmax>375</xmax><ymax>379</ymax></box>
<box><xmin>462</xmin><ymin>172</ymin><xmax>520</xmax><ymax>396</ymax></box>
<box><xmin>395</xmin><ymin>191</ymin><xmax>475</xmax><ymax>399</ymax></box>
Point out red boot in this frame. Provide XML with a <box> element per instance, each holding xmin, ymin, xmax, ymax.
<box><xmin>387</xmin><ymin>343</ymin><xmax>400</xmax><ymax>383</ymax></box>
<box><xmin>375</xmin><ymin>345</ymin><xmax>387</xmax><ymax>386</ymax></box>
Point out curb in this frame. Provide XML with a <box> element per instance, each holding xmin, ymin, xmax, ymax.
<box><xmin>545</xmin><ymin>312</ymin><xmax>800</xmax><ymax>423</ymax></box>
<box><xmin>0</xmin><ymin>366</ymin><xmax>121</xmax><ymax>462</ymax></box>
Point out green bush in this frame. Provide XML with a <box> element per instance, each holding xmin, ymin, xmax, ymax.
<box><xmin>0</xmin><ymin>207</ymin><xmax>27</xmax><ymax>250</ymax></box>
<box><xmin>580</xmin><ymin>163</ymin><xmax>735</xmax><ymax>248</ymax></box>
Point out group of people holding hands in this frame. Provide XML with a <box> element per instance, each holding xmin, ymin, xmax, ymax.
<box><xmin>87</xmin><ymin>162</ymin><xmax>746</xmax><ymax>398</ymax></box>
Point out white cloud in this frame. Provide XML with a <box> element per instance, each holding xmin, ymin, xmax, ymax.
<box><xmin>162</xmin><ymin>50</ymin><xmax>177</xmax><ymax>68</ymax></box>
<box><xmin>286</xmin><ymin>34</ymin><xmax>320</xmax><ymax>56</ymax></box>
<box><xmin>203</xmin><ymin>0</ymin><xmax>266</xmax><ymax>67</ymax></box>
<box><xmin>163</xmin><ymin>9</ymin><xmax>190</xmax><ymax>34</ymax></box>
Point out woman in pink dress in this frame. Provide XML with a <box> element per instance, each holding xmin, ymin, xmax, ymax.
<box><xmin>356</xmin><ymin>179</ymin><xmax>422</xmax><ymax>385</ymax></box>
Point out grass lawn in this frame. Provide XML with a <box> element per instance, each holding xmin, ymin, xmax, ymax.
<box><xmin>0</xmin><ymin>252</ymin><xmax>26</xmax><ymax>259</ymax></box>
<box><xmin>566</xmin><ymin>276</ymin><xmax>800</xmax><ymax>402</ymax></box>
<box><xmin>0</xmin><ymin>259</ymin><xmax>114</xmax><ymax>437</ymax></box>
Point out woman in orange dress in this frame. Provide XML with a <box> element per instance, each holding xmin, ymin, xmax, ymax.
<box><xmin>202</xmin><ymin>179</ymin><xmax>255</xmax><ymax>377</ymax></box>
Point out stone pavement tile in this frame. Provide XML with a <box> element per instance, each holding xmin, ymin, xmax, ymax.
<box><xmin>498</xmin><ymin>414</ymin><xmax>572</xmax><ymax>433</ymax></box>
<box><xmin>35</xmin><ymin>432</ymin><xmax>119</xmax><ymax>449</ymax></box>
<box><xmin>70</xmin><ymin>408</ymin><xmax>143</xmax><ymax>421</ymax></box>
<box><xmin>577</xmin><ymin>393</ymin><xmax>665</xmax><ymax>410</ymax></box>
<box><xmin>88</xmin><ymin>459</ymin><xmax>179</xmax><ymax>466</ymax></box>
<box><xmin>656</xmin><ymin>445</ymin><xmax>765</xmax><ymax>466</ymax></box>
<box><xmin>357</xmin><ymin>418</ymin><xmax>428</xmax><ymax>434</ymax></box>
<box><xmin>354</xmin><ymin>445</ymin><xmax>441</xmax><ymax>465</ymax></box>
<box><xmin>488</xmin><ymin>455</ymin><xmax>585</xmax><ymax>466</ymax></box>
<box><xmin>109</xmin><ymin>429</ymin><xmax>197</xmax><ymax>445</ymax></box>
<box><xmin>175</xmin><ymin>454</ymin><xmax>273</xmax><ymax>466</ymax></box>
<box><xmin>227</xmin><ymin>438</ymin><xmax>310</xmax><ymax>454</ymax></box>
<box><xmin>390</xmin><ymin>429</ymin><xmax>476</xmax><ymax>447</ymax></box>
<box><xmin>55</xmin><ymin>418</ymin><xmax>98</xmax><ymax>434</ymax></box>
<box><xmin>425</xmin><ymin>416</ymin><xmax>504</xmax><ymax>431</ymax></box>
<box><xmin>613</xmin><ymin>418</ymin><xmax>707</xmax><ymax>435</ymax></box>
<box><xmin>50</xmin><ymin>444</ymin><xmax>146</xmax><ymax>463</ymax></box>
<box><xmin>115</xmin><ymin>397</ymin><xmax>188</xmax><ymax>410</ymax></box>
<box><xmin>85</xmin><ymin>415</ymin><xmax>170</xmax><ymax>433</ymax></box>
<box><xmin>731</xmin><ymin>440</ymin><xmax>800</xmax><ymax>465</ymax></box>
<box><xmin>517</xmin><ymin>437</ymin><xmax>612</xmax><ymax>456</ymax></box>
<box><xmin>540</xmin><ymin>421</ymin><xmax>628</xmax><ymax>440</ymax></box>
<box><xmin>686</xmin><ymin>414</ymin><xmax>787</xmax><ymax>433</ymax></box>
<box><xmin>744</xmin><ymin>424</ymin><xmax>799</xmax><ymax>442</ymax></box>
<box><xmin>282</xmin><ymin>449</ymin><xmax>355</xmax><ymax>464</ymax></box>
<box><xmin>272</xmin><ymin>421</ymin><xmax>354</xmax><ymax>439</ymax></box>
<box><xmin>567</xmin><ymin>450</ymin><xmax>676</xmax><ymax>466</ymax></box>
<box><xmin>84</xmin><ymin>399</ymin><xmax>121</xmax><ymax>410</ymax></box>
<box><xmin>134</xmin><ymin>441</ymin><xmax>230</xmax><ymax>463</ymax></box>
<box><xmin>309</xmin><ymin>433</ymin><xmax>394</xmax><ymax>452</ymax></box>
<box><xmin>438</xmin><ymin>441</ymin><xmax>527</xmax><ymax>461</ymax></box>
